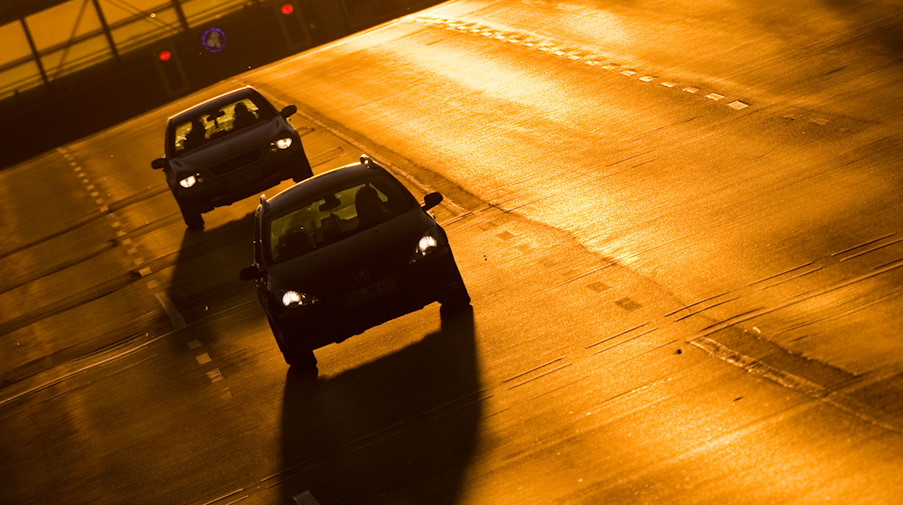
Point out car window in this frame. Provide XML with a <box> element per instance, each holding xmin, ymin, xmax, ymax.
<box><xmin>266</xmin><ymin>174</ymin><xmax>415</xmax><ymax>264</ymax></box>
<box><xmin>171</xmin><ymin>96</ymin><xmax>274</xmax><ymax>154</ymax></box>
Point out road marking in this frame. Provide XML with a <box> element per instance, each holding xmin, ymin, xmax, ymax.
<box><xmin>196</xmin><ymin>353</ymin><xmax>212</xmax><ymax>365</ymax></box>
<box><xmin>207</xmin><ymin>368</ymin><xmax>224</xmax><ymax>382</ymax></box>
<box><xmin>0</xmin><ymin>330</ymin><xmax>171</xmax><ymax>408</ymax></box>
<box><xmin>201</xmin><ymin>489</ymin><xmax>247</xmax><ymax>505</ymax></box>
<box><xmin>154</xmin><ymin>292</ymin><xmax>186</xmax><ymax>329</ymax></box>
<box><xmin>187</xmin><ymin>339</ymin><xmax>202</xmax><ymax>349</ymax></box>
<box><xmin>293</xmin><ymin>491</ymin><xmax>322</xmax><ymax>505</ymax></box>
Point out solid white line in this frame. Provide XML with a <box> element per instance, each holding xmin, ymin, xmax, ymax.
<box><xmin>0</xmin><ymin>331</ymin><xmax>171</xmax><ymax>408</ymax></box>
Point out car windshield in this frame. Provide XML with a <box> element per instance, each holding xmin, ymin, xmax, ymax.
<box><xmin>170</xmin><ymin>96</ymin><xmax>274</xmax><ymax>154</ymax></box>
<box><xmin>265</xmin><ymin>174</ymin><xmax>415</xmax><ymax>264</ymax></box>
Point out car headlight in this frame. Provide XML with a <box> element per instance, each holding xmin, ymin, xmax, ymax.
<box><xmin>410</xmin><ymin>234</ymin><xmax>439</xmax><ymax>262</ymax></box>
<box><xmin>278</xmin><ymin>289</ymin><xmax>318</xmax><ymax>307</ymax></box>
<box><xmin>271</xmin><ymin>137</ymin><xmax>293</xmax><ymax>151</ymax></box>
<box><xmin>179</xmin><ymin>174</ymin><xmax>200</xmax><ymax>188</ymax></box>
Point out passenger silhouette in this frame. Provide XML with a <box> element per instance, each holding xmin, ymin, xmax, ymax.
<box><xmin>183</xmin><ymin>118</ymin><xmax>206</xmax><ymax>151</ymax></box>
<box><xmin>355</xmin><ymin>185</ymin><xmax>391</xmax><ymax>228</ymax></box>
<box><xmin>232</xmin><ymin>102</ymin><xmax>256</xmax><ymax>130</ymax></box>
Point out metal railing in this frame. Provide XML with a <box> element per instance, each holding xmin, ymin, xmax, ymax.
<box><xmin>0</xmin><ymin>0</ymin><xmax>252</xmax><ymax>100</ymax></box>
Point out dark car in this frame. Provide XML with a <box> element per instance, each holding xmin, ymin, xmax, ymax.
<box><xmin>151</xmin><ymin>86</ymin><xmax>313</xmax><ymax>229</ymax></box>
<box><xmin>240</xmin><ymin>155</ymin><xmax>470</xmax><ymax>371</ymax></box>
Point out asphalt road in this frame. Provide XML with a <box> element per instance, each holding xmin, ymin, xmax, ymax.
<box><xmin>2</xmin><ymin>0</ymin><xmax>903</xmax><ymax>504</ymax></box>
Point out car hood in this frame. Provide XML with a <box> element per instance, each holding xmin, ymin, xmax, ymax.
<box><xmin>169</xmin><ymin>118</ymin><xmax>291</xmax><ymax>176</ymax></box>
<box><xmin>265</xmin><ymin>209</ymin><xmax>432</xmax><ymax>294</ymax></box>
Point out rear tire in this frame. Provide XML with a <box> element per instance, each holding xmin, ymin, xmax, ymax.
<box><xmin>178</xmin><ymin>200</ymin><xmax>204</xmax><ymax>230</ymax></box>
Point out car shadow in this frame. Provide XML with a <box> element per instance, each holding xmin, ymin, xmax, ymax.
<box><xmin>163</xmin><ymin>214</ymin><xmax>257</xmax><ymax>336</ymax></box>
<box><xmin>279</xmin><ymin>306</ymin><xmax>482</xmax><ymax>504</ymax></box>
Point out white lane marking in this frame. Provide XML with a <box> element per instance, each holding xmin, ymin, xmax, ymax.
<box><xmin>660</xmin><ymin>81</ymin><xmax>677</xmax><ymax>87</ymax></box>
<box><xmin>196</xmin><ymin>353</ymin><xmax>212</xmax><ymax>365</ymax></box>
<box><xmin>683</xmin><ymin>87</ymin><xmax>700</xmax><ymax>93</ymax></box>
<box><xmin>154</xmin><ymin>292</ymin><xmax>186</xmax><ymax>329</ymax></box>
<box><xmin>187</xmin><ymin>339</ymin><xmax>202</xmax><ymax>350</ymax></box>
<box><xmin>207</xmin><ymin>368</ymin><xmax>224</xmax><ymax>382</ymax></box>
<box><xmin>639</xmin><ymin>75</ymin><xmax>655</xmax><ymax>82</ymax></box>
<box><xmin>706</xmin><ymin>93</ymin><xmax>725</xmax><ymax>101</ymax></box>
<box><xmin>728</xmin><ymin>100</ymin><xmax>750</xmax><ymax>110</ymax></box>
<box><xmin>201</xmin><ymin>489</ymin><xmax>246</xmax><ymax>505</ymax></box>
<box><xmin>293</xmin><ymin>491</ymin><xmax>322</xmax><ymax>505</ymax></box>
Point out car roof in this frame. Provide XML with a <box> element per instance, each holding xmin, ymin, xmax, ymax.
<box><xmin>169</xmin><ymin>87</ymin><xmax>265</xmax><ymax>124</ymax></box>
<box><xmin>264</xmin><ymin>158</ymin><xmax>395</xmax><ymax>216</ymax></box>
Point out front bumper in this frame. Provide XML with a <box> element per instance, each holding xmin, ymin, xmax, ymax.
<box><xmin>174</xmin><ymin>148</ymin><xmax>310</xmax><ymax>212</ymax></box>
<box><xmin>273</xmin><ymin>247</ymin><xmax>465</xmax><ymax>350</ymax></box>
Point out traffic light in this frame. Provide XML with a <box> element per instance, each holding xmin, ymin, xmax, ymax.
<box><xmin>276</xmin><ymin>1</ymin><xmax>310</xmax><ymax>49</ymax></box>
<box><xmin>154</xmin><ymin>46</ymin><xmax>188</xmax><ymax>95</ymax></box>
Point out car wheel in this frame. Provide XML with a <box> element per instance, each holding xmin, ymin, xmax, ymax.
<box><xmin>440</xmin><ymin>281</ymin><xmax>471</xmax><ymax>312</ymax></box>
<box><xmin>292</xmin><ymin>163</ymin><xmax>314</xmax><ymax>183</ymax></box>
<box><xmin>178</xmin><ymin>200</ymin><xmax>204</xmax><ymax>230</ymax></box>
<box><xmin>269</xmin><ymin>317</ymin><xmax>318</xmax><ymax>372</ymax></box>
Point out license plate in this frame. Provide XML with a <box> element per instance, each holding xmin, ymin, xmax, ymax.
<box><xmin>226</xmin><ymin>168</ymin><xmax>261</xmax><ymax>187</ymax></box>
<box><xmin>345</xmin><ymin>277</ymin><xmax>397</xmax><ymax>306</ymax></box>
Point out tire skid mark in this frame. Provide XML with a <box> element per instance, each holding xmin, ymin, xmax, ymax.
<box><xmin>0</xmin><ymin>239</ymin><xmax>118</xmax><ymax>294</ymax></box>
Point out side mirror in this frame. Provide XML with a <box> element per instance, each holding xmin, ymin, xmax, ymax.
<box><xmin>151</xmin><ymin>158</ymin><xmax>169</xmax><ymax>170</ymax></box>
<box><xmin>422</xmin><ymin>192</ymin><xmax>443</xmax><ymax>211</ymax></box>
<box><xmin>239</xmin><ymin>265</ymin><xmax>264</xmax><ymax>281</ymax></box>
<box><xmin>280</xmin><ymin>104</ymin><xmax>298</xmax><ymax>118</ymax></box>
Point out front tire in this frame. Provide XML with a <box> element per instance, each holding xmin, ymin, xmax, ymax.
<box><xmin>292</xmin><ymin>160</ymin><xmax>314</xmax><ymax>183</ymax></box>
<box><xmin>269</xmin><ymin>317</ymin><xmax>318</xmax><ymax>372</ymax></box>
<box><xmin>178</xmin><ymin>200</ymin><xmax>204</xmax><ymax>230</ymax></box>
<box><xmin>440</xmin><ymin>281</ymin><xmax>471</xmax><ymax>313</ymax></box>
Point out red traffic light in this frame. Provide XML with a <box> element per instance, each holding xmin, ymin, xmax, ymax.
<box><xmin>280</xmin><ymin>3</ymin><xmax>294</xmax><ymax>15</ymax></box>
<box><xmin>158</xmin><ymin>49</ymin><xmax>173</xmax><ymax>62</ymax></box>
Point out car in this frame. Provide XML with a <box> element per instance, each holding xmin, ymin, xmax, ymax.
<box><xmin>240</xmin><ymin>154</ymin><xmax>471</xmax><ymax>372</ymax></box>
<box><xmin>151</xmin><ymin>86</ymin><xmax>313</xmax><ymax>229</ymax></box>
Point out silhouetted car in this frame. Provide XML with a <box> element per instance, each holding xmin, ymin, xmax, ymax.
<box><xmin>240</xmin><ymin>155</ymin><xmax>471</xmax><ymax>371</ymax></box>
<box><xmin>151</xmin><ymin>86</ymin><xmax>313</xmax><ymax>229</ymax></box>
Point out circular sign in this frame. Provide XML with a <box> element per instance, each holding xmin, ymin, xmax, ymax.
<box><xmin>201</xmin><ymin>27</ymin><xmax>227</xmax><ymax>53</ymax></box>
